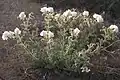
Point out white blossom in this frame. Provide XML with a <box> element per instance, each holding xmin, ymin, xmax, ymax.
<box><xmin>2</xmin><ymin>31</ymin><xmax>10</xmax><ymax>40</ymax></box>
<box><xmin>73</xmin><ymin>28</ymin><xmax>80</xmax><ymax>36</ymax></box>
<box><xmin>93</xmin><ymin>13</ymin><xmax>99</xmax><ymax>18</ymax></box>
<box><xmin>109</xmin><ymin>25</ymin><xmax>119</xmax><ymax>33</ymax></box>
<box><xmin>2</xmin><ymin>31</ymin><xmax>15</xmax><ymax>40</ymax></box>
<box><xmin>47</xmin><ymin>31</ymin><xmax>54</xmax><ymax>38</ymax></box>
<box><xmin>2</xmin><ymin>28</ymin><xmax>21</xmax><ymax>40</ymax></box>
<box><xmin>14</xmin><ymin>28</ymin><xmax>21</xmax><ymax>35</ymax></box>
<box><xmin>83</xmin><ymin>11</ymin><xmax>89</xmax><ymax>16</ymax></box>
<box><xmin>18</xmin><ymin>12</ymin><xmax>26</xmax><ymax>20</ymax></box>
<box><xmin>62</xmin><ymin>10</ymin><xmax>77</xmax><ymax>18</ymax></box>
<box><xmin>40</xmin><ymin>30</ymin><xmax>54</xmax><ymax>38</ymax></box>
<box><xmin>40</xmin><ymin>30</ymin><xmax>48</xmax><ymax>37</ymax></box>
<box><xmin>62</xmin><ymin>9</ymin><xmax>71</xmax><ymax>17</ymax></box>
<box><xmin>40</xmin><ymin>7</ymin><xmax>54</xmax><ymax>13</ymax></box>
<box><xmin>47</xmin><ymin>7</ymin><xmax>54</xmax><ymax>13</ymax></box>
<box><xmin>71</xmin><ymin>11</ymin><xmax>77</xmax><ymax>17</ymax></box>
<box><xmin>96</xmin><ymin>16</ymin><xmax>104</xmax><ymax>22</ymax></box>
<box><xmin>40</xmin><ymin>7</ymin><xmax>48</xmax><ymax>13</ymax></box>
<box><xmin>81</xmin><ymin>66</ymin><xmax>90</xmax><ymax>73</ymax></box>
<box><xmin>93</xmin><ymin>13</ymin><xmax>104</xmax><ymax>22</ymax></box>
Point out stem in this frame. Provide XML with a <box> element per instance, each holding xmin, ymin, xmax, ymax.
<box><xmin>61</xmin><ymin>28</ymin><xmax>66</xmax><ymax>53</ymax></box>
<box><xmin>18</xmin><ymin>36</ymin><xmax>39</xmax><ymax>60</ymax></box>
<box><xmin>102</xmin><ymin>40</ymin><xmax>120</xmax><ymax>50</ymax></box>
<box><xmin>65</xmin><ymin>37</ymin><xmax>72</xmax><ymax>55</ymax></box>
<box><xmin>87</xmin><ymin>18</ymin><xmax>90</xmax><ymax>27</ymax></box>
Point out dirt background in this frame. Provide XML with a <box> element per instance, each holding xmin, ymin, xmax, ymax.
<box><xmin>0</xmin><ymin>0</ymin><xmax>42</xmax><ymax>80</ymax></box>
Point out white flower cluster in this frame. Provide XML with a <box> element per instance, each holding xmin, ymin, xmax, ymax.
<box><xmin>82</xmin><ymin>11</ymin><xmax>89</xmax><ymax>16</ymax></box>
<box><xmin>2</xmin><ymin>28</ymin><xmax>21</xmax><ymax>40</ymax></box>
<box><xmin>40</xmin><ymin>30</ymin><xmax>54</xmax><ymax>39</ymax></box>
<box><xmin>62</xmin><ymin>9</ymin><xmax>77</xmax><ymax>18</ymax></box>
<box><xmin>81</xmin><ymin>66</ymin><xmax>90</xmax><ymax>73</ymax></box>
<box><xmin>93</xmin><ymin>13</ymin><xmax>104</xmax><ymax>22</ymax></box>
<box><xmin>2</xmin><ymin>31</ymin><xmax>14</xmax><ymax>40</ymax></box>
<box><xmin>18</xmin><ymin>12</ymin><xmax>26</xmax><ymax>20</ymax></box>
<box><xmin>109</xmin><ymin>25</ymin><xmax>119</xmax><ymax>33</ymax></box>
<box><xmin>40</xmin><ymin>7</ymin><xmax>54</xmax><ymax>13</ymax></box>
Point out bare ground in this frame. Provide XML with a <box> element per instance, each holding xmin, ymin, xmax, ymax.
<box><xmin>0</xmin><ymin>0</ymin><xmax>42</xmax><ymax>80</ymax></box>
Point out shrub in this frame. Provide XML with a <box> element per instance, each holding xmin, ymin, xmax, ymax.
<box><xmin>2</xmin><ymin>7</ymin><xmax>119</xmax><ymax>73</ymax></box>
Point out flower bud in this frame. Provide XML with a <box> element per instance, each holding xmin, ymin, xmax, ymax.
<box><xmin>40</xmin><ymin>30</ymin><xmax>54</xmax><ymax>38</ymax></box>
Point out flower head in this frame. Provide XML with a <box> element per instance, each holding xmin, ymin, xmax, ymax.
<box><xmin>18</xmin><ymin>12</ymin><xmax>26</xmax><ymax>20</ymax></box>
<box><xmin>14</xmin><ymin>28</ymin><xmax>21</xmax><ymax>35</ymax></box>
<box><xmin>109</xmin><ymin>25</ymin><xmax>119</xmax><ymax>33</ymax></box>
<box><xmin>40</xmin><ymin>30</ymin><xmax>54</xmax><ymax>38</ymax></box>
<box><xmin>83</xmin><ymin>11</ymin><xmax>89</xmax><ymax>16</ymax></box>
<box><xmin>47</xmin><ymin>31</ymin><xmax>54</xmax><ymax>38</ymax></box>
<box><xmin>93</xmin><ymin>13</ymin><xmax>103</xmax><ymax>22</ymax></box>
<box><xmin>93</xmin><ymin>13</ymin><xmax>99</xmax><ymax>18</ymax></box>
<box><xmin>62</xmin><ymin>10</ymin><xmax>77</xmax><ymax>17</ymax></box>
<box><xmin>47</xmin><ymin>7</ymin><xmax>54</xmax><ymax>13</ymax></box>
<box><xmin>40</xmin><ymin>7</ymin><xmax>48</xmax><ymax>13</ymax></box>
<box><xmin>40</xmin><ymin>30</ymin><xmax>47</xmax><ymax>37</ymax></box>
<box><xmin>73</xmin><ymin>28</ymin><xmax>80</xmax><ymax>36</ymax></box>
<box><xmin>71</xmin><ymin>11</ymin><xmax>77</xmax><ymax>17</ymax></box>
<box><xmin>2</xmin><ymin>31</ymin><xmax>15</xmax><ymax>40</ymax></box>
<box><xmin>96</xmin><ymin>16</ymin><xmax>104</xmax><ymax>22</ymax></box>
<box><xmin>2</xmin><ymin>28</ymin><xmax>21</xmax><ymax>40</ymax></box>
<box><xmin>2</xmin><ymin>31</ymin><xmax>10</xmax><ymax>40</ymax></box>
<box><xmin>62</xmin><ymin>9</ymin><xmax>71</xmax><ymax>17</ymax></box>
<box><xmin>40</xmin><ymin>7</ymin><xmax>54</xmax><ymax>13</ymax></box>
